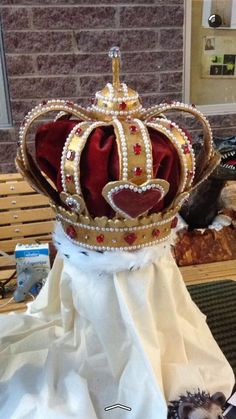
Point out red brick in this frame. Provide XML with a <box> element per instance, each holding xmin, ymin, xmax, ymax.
<box><xmin>0</xmin><ymin>129</ymin><xmax>16</xmax><ymax>143</ymax></box>
<box><xmin>6</xmin><ymin>55</ymin><xmax>35</xmax><ymax>76</ymax></box>
<box><xmin>160</xmin><ymin>29</ymin><xmax>183</xmax><ymax>50</ymax></box>
<box><xmin>120</xmin><ymin>5</ymin><xmax>184</xmax><ymax>28</ymax></box>
<box><xmin>9</xmin><ymin>77</ymin><xmax>78</xmax><ymax>99</ymax></box>
<box><xmin>32</xmin><ymin>7</ymin><xmax>116</xmax><ymax>29</ymax></box>
<box><xmin>4</xmin><ymin>31</ymin><xmax>73</xmax><ymax>53</ymax></box>
<box><xmin>1</xmin><ymin>7</ymin><xmax>30</xmax><ymax>30</ymax></box>
<box><xmin>2</xmin><ymin>0</ymin><xmax>156</xmax><ymax>3</ymax></box>
<box><xmin>36</xmin><ymin>54</ymin><xmax>110</xmax><ymax>75</ymax></box>
<box><xmin>0</xmin><ymin>143</ymin><xmax>16</xmax><ymax>164</ymax></box>
<box><xmin>10</xmin><ymin>100</ymin><xmax>40</xmax><ymax>122</ymax></box>
<box><xmin>159</xmin><ymin>72</ymin><xmax>182</xmax><ymax>92</ymax></box>
<box><xmin>75</xmin><ymin>30</ymin><xmax>158</xmax><ymax>53</ymax></box>
<box><xmin>0</xmin><ymin>162</ymin><xmax>16</xmax><ymax>173</ymax></box>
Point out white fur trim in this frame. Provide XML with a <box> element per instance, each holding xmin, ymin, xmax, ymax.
<box><xmin>53</xmin><ymin>222</ymin><xmax>174</xmax><ymax>274</ymax></box>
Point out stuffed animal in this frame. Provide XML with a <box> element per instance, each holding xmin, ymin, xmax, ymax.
<box><xmin>168</xmin><ymin>391</ymin><xmax>226</xmax><ymax>419</ymax></box>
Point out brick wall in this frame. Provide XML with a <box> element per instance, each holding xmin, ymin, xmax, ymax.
<box><xmin>0</xmin><ymin>0</ymin><xmax>235</xmax><ymax>173</ymax></box>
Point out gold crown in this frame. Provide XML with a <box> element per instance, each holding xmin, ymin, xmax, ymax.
<box><xmin>16</xmin><ymin>47</ymin><xmax>220</xmax><ymax>251</ymax></box>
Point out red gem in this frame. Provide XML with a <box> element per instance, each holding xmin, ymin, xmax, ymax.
<box><xmin>42</xmin><ymin>100</ymin><xmax>47</xmax><ymax>105</ymax></box>
<box><xmin>129</xmin><ymin>125</ymin><xmax>138</xmax><ymax>134</ymax></box>
<box><xmin>96</xmin><ymin>234</ymin><xmax>104</xmax><ymax>243</ymax></box>
<box><xmin>66</xmin><ymin>174</ymin><xmax>73</xmax><ymax>183</ymax></box>
<box><xmin>152</xmin><ymin>229</ymin><xmax>160</xmax><ymax>238</ymax></box>
<box><xmin>65</xmin><ymin>100</ymin><xmax>74</xmax><ymax>107</ymax></box>
<box><xmin>133</xmin><ymin>167</ymin><xmax>143</xmax><ymax>176</ymax></box>
<box><xmin>66</xmin><ymin>150</ymin><xmax>75</xmax><ymax>161</ymax></box>
<box><xmin>171</xmin><ymin>217</ymin><xmax>178</xmax><ymax>229</ymax></box>
<box><xmin>182</xmin><ymin>144</ymin><xmax>190</xmax><ymax>154</ymax></box>
<box><xmin>169</xmin><ymin>123</ymin><xmax>174</xmax><ymax>129</ymax></box>
<box><xmin>188</xmin><ymin>170</ymin><xmax>194</xmax><ymax>178</ymax></box>
<box><xmin>119</xmin><ymin>102</ymin><xmax>127</xmax><ymax>110</ymax></box>
<box><xmin>76</xmin><ymin>127</ymin><xmax>82</xmax><ymax>135</ymax></box>
<box><xmin>66</xmin><ymin>225</ymin><xmax>77</xmax><ymax>239</ymax></box>
<box><xmin>124</xmin><ymin>233</ymin><xmax>137</xmax><ymax>245</ymax></box>
<box><xmin>133</xmin><ymin>143</ymin><xmax>142</xmax><ymax>155</ymax></box>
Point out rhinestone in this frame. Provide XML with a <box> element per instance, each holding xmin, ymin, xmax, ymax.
<box><xmin>96</xmin><ymin>234</ymin><xmax>104</xmax><ymax>243</ymax></box>
<box><xmin>133</xmin><ymin>143</ymin><xmax>142</xmax><ymax>155</ymax></box>
<box><xmin>171</xmin><ymin>217</ymin><xmax>178</xmax><ymax>229</ymax></box>
<box><xmin>129</xmin><ymin>125</ymin><xmax>138</xmax><ymax>134</ymax></box>
<box><xmin>152</xmin><ymin>229</ymin><xmax>160</xmax><ymax>238</ymax></box>
<box><xmin>119</xmin><ymin>102</ymin><xmax>127</xmax><ymax>110</ymax></box>
<box><xmin>182</xmin><ymin>144</ymin><xmax>190</xmax><ymax>154</ymax></box>
<box><xmin>66</xmin><ymin>225</ymin><xmax>77</xmax><ymax>239</ymax></box>
<box><xmin>133</xmin><ymin>167</ymin><xmax>143</xmax><ymax>176</ymax></box>
<box><xmin>124</xmin><ymin>233</ymin><xmax>137</xmax><ymax>245</ymax></box>
<box><xmin>76</xmin><ymin>127</ymin><xmax>82</xmax><ymax>135</ymax></box>
<box><xmin>66</xmin><ymin>174</ymin><xmax>73</xmax><ymax>183</ymax></box>
<box><xmin>66</xmin><ymin>150</ymin><xmax>75</xmax><ymax>161</ymax></box>
<box><xmin>65</xmin><ymin>100</ymin><xmax>74</xmax><ymax>107</ymax></box>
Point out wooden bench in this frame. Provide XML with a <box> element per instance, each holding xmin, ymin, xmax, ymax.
<box><xmin>0</xmin><ymin>173</ymin><xmax>55</xmax><ymax>311</ymax></box>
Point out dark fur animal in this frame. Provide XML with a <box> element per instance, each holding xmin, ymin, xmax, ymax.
<box><xmin>168</xmin><ymin>390</ymin><xmax>226</xmax><ymax>419</ymax></box>
<box><xmin>181</xmin><ymin>136</ymin><xmax>236</xmax><ymax>228</ymax></box>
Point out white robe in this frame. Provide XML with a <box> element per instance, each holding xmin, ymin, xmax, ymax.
<box><xmin>0</xmin><ymin>224</ymin><xmax>234</xmax><ymax>419</ymax></box>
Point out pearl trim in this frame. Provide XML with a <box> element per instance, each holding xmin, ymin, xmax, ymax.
<box><xmin>19</xmin><ymin>99</ymin><xmax>91</xmax><ymax>168</ymax></box>
<box><xmin>112</xmin><ymin>118</ymin><xmax>129</xmax><ymax>180</ymax></box>
<box><xmin>60</xmin><ymin>220</ymin><xmax>172</xmax><ymax>252</ymax></box>
<box><xmin>87</xmin><ymin>104</ymin><xmax>143</xmax><ymax>117</ymax></box>
<box><xmin>147</xmin><ymin>121</ymin><xmax>188</xmax><ymax>192</ymax></box>
<box><xmin>74</xmin><ymin>121</ymin><xmax>105</xmax><ymax>194</ymax></box>
<box><xmin>61</xmin><ymin>122</ymin><xmax>88</xmax><ymax>193</ymax></box>
<box><xmin>56</xmin><ymin>212</ymin><xmax>176</xmax><ymax>231</ymax></box>
<box><xmin>133</xmin><ymin>118</ymin><xmax>153</xmax><ymax>180</ymax></box>
<box><xmin>96</xmin><ymin>91</ymin><xmax>139</xmax><ymax>103</ymax></box>
<box><xmin>106</xmin><ymin>182</ymin><xmax>165</xmax><ymax>219</ymax></box>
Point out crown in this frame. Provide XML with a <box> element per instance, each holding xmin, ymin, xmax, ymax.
<box><xmin>16</xmin><ymin>47</ymin><xmax>220</xmax><ymax>251</ymax></box>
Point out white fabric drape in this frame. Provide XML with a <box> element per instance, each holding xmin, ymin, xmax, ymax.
<box><xmin>0</xmin><ymin>245</ymin><xmax>234</xmax><ymax>418</ymax></box>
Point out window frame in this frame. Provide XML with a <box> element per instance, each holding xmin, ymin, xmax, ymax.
<box><xmin>0</xmin><ymin>20</ymin><xmax>12</xmax><ymax>128</ymax></box>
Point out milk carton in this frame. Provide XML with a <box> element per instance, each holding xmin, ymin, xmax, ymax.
<box><xmin>14</xmin><ymin>243</ymin><xmax>50</xmax><ymax>302</ymax></box>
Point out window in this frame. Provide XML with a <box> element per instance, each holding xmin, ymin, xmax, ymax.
<box><xmin>184</xmin><ymin>0</ymin><xmax>236</xmax><ymax>115</ymax></box>
<box><xmin>0</xmin><ymin>19</ymin><xmax>12</xmax><ymax>128</ymax></box>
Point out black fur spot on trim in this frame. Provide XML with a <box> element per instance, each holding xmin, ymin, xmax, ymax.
<box><xmin>55</xmin><ymin>241</ymin><xmax>61</xmax><ymax>245</ymax></box>
<box><xmin>64</xmin><ymin>254</ymin><xmax>70</xmax><ymax>259</ymax></box>
<box><xmin>80</xmin><ymin>251</ymin><xmax>89</xmax><ymax>256</ymax></box>
<box><xmin>96</xmin><ymin>250</ymin><xmax>104</xmax><ymax>254</ymax></box>
<box><xmin>129</xmin><ymin>266</ymin><xmax>135</xmax><ymax>271</ymax></box>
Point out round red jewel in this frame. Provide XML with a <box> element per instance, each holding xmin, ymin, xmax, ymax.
<box><xmin>129</xmin><ymin>125</ymin><xmax>138</xmax><ymax>134</ymax></box>
<box><xmin>188</xmin><ymin>170</ymin><xmax>193</xmax><ymax>177</ymax></box>
<box><xmin>171</xmin><ymin>217</ymin><xmax>178</xmax><ymax>229</ymax></box>
<box><xmin>76</xmin><ymin>127</ymin><xmax>82</xmax><ymax>135</ymax></box>
<box><xmin>66</xmin><ymin>150</ymin><xmax>75</xmax><ymax>161</ymax></box>
<box><xmin>119</xmin><ymin>102</ymin><xmax>127</xmax><ymax>110</ymax></box>
<box><xmin>96</xmin><ymin>234</ymin><xmax>104</xmax><ymax>243</ymax></box>
<box><xmin>133</xmin><ymin>167</ymin><xmax>143</xmax><ymax>176</ymax></box>
<box><xmin>169</xmin><ymin>123</ymin><xmax>174</xmax><ymax>129</ymax></box>
<box><xmin>133</xmin><ymin>143</ymin><xmax>142</xmax><ymax>155</ymax></box>
<box><xmin>42</xmin><ymin>100</ymin><xmax>47</xmax><ymax>105</ymax></box>
<box><xmin>152</xmin><ymin>229</ymin><xmax>160</xmax><ymax>238</ymax></box>
<box><xmin>182</xmin><ymin>144</ymin><xmax>190</xmax><ymax>154</ymax></box>
<box><xmin>66</xmin><ymin>174</ymin><xmax>73</xmax><ymax>183</ymax></box>
<box><xmin>66</xmin><ymin>225</ymin><xmax>77</xmax><ymax>239</ymax></box>
<box><xmin>65</xmin><ymin>100</ymin><xmax>74</xmax><ymax>107</ymax></box>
